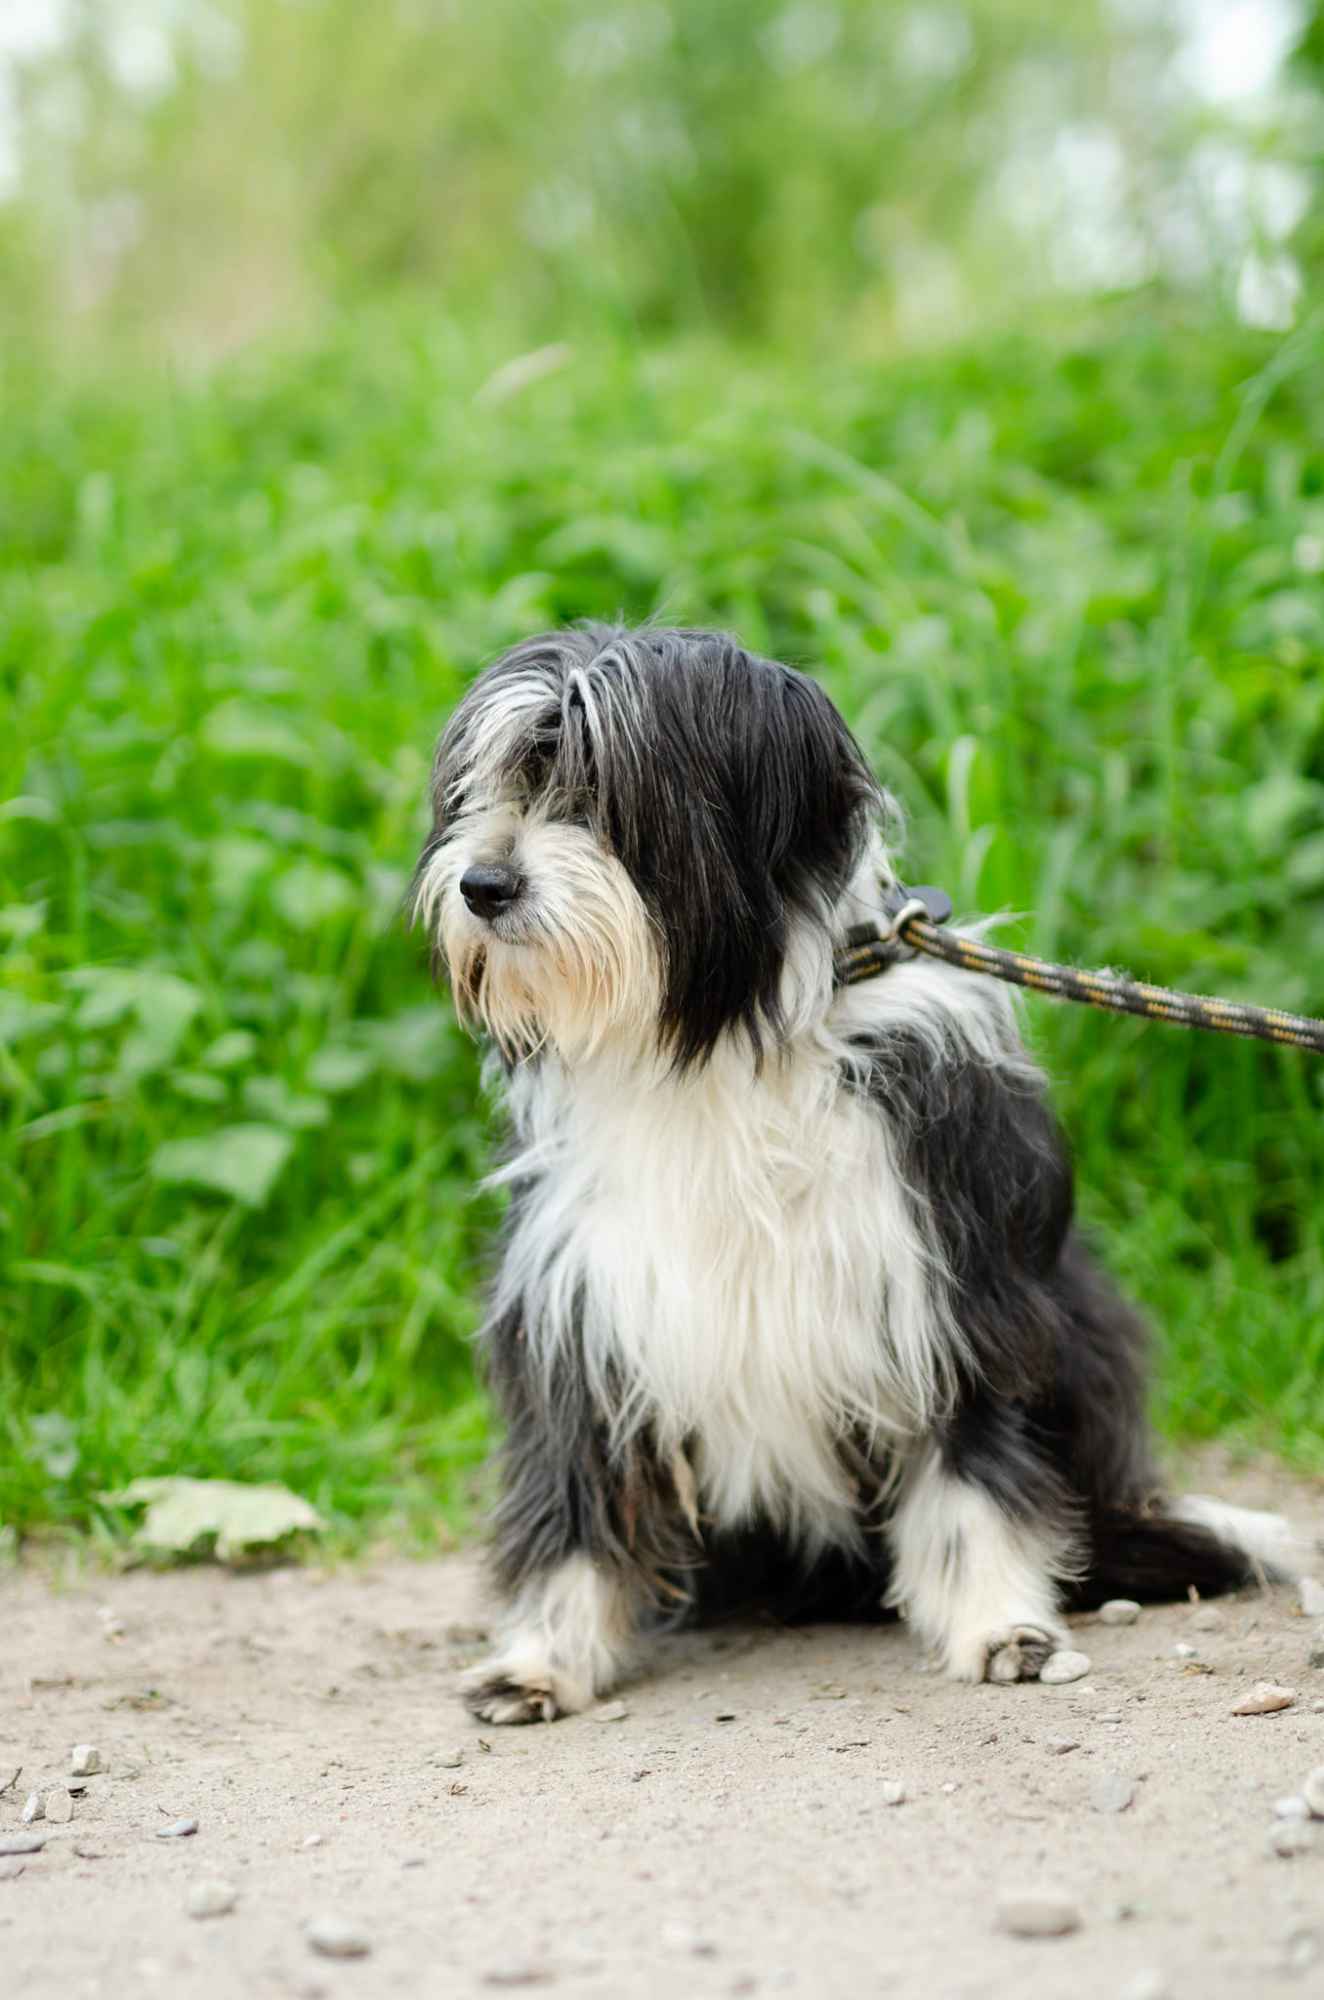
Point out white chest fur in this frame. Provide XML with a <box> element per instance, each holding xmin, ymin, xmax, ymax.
<box><xmin>494</xmin><ymin>1020</ymin><xmax>950</xmax><ymax>1550</ymax></box>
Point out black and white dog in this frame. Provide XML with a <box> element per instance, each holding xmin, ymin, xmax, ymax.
<box><xmin>414</xmin><ymin>624</ymin><xmax>1307</xmax><ymax>1723</ymax></box>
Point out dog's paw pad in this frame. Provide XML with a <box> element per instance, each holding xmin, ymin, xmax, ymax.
<box><xmin>984</xmin><ymin>1625</ymin><xmax>1058</xmax><ymax>1684</ymax></box>
<box><xmin>463</xmin><ymin>1669</ymin><xmax>561</xmax><ymax>1725</ymax></box>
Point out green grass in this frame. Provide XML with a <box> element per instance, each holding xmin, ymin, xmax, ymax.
<box><xmin>3</xmin><ymin>302</ymin><xmax>1324</xmax><ymax>1546</ymax></box>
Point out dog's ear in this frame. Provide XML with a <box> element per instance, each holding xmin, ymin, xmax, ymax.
<box><xmin>589</xmin><ymin>639</ymin><xmax>882</xmax><ymax>1066</ymax></box>
<box><xmin>752</xmin><ymin>668</ymin><xmax>881</xmax><ymax>898</ymax></box>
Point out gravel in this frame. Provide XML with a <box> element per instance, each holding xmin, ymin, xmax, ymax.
<box><xmin>1273</xmin><ymin>1796</ymin><xmax>1310</xmax><ymax>1820</ymax></box>
<box><xmin>186</xmin><ymin>1880</ymin><xmax>238</xmax><ymax>1919</ymax></box>
<box><xmin>0</xmin><ymin>1835</ymin><xmax>47</xmax><ymax>1857</ymax></box>
<box><xmin>1302</xmin><ymin>1766</ymin><xmax>1324</xmax><ymax>1817</ymax></box>
<box><xmin>995</xmin><ymin>1889</ymin><xmax>1082</xmax><ymax>1938</ymax></box>
<box><xmin>1089</xmin><ymin>1772</ymin><xmax>1135</xmax><ymax>1814</ymax></box>
<box><xmin>1039</xmin><ymin>1651</ymin><xmax>1091</xmax><ymax>1686</ymax></box>
<box><xmin>1044</xmin><ymin>1738</ymin><xmax>1079</xmax><ymax>1755</ymax></box>
<box><xmin>1268</xmin><ymin>1821</ymin><xmax>1314</xmax><ymax>1859</ymax></box>
<box><xmin>879</xmin><ymin>1780</ymin><xmax>906</xmax><ymax>1806</ymax></box>
<box><xmin>1120</xmin><ymin>1972</ymin><xmax>1170</xmax><ymax>2000</ymax></box>
<box><xmin>69</xmin><ymin>1746</ymin><xmax>101</xmax><ymax>1778</ymax></box>
<box><xmin>1230</xmin><ymin>1683</ymin><xmax>1296</xmax><ymax>1715</ymax></box>
<box><xmin>155</xmin><ymin>1817</ymin><xmax>199</xmax><ymax>1839</ymax></box>
<box><xmin>305</xmin><ymin>1916</ymin><xmax>373</xmax><ymax>1959</ymax></box>
<box><xmin>1098</xmin><ymin>1600</ymin><xmax>1141</xmax><ymax>1626</ymax></box>
<box><xmin>20</xmin><ymin>1794</ymin><xmax>42</xmax><ymax>1825</ymax></box>
<box><xmin>1191</xmin><ymin>1607</ymin><xmax>1224</xmax><ymax>1633</ymax></box>
<box><xmin>43</xmin><ymin>1790</ymin><xmax>73</xmax><ymax>1826</ymax></box>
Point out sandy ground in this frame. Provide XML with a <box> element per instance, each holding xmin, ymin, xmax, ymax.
<box><xmin>6</xmin><ymin>1453</ymin><xmax>1324</xmax><ymax>2000</ymax></box>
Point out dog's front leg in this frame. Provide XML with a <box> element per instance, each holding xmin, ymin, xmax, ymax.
<box><xmin>462</xmin><ymin>1310</ymin><xmax>690</xmax><ymax>1724</ymax></box>
<box><xmin>887</xmin><ymin>1438</ymin><xmax>1074</xmax><ymax>1683</ymax></box>
<box><xmin>463</xmin><ymin>1551</ymin><xmax>644</xmax><ymax>1725</ymax></box>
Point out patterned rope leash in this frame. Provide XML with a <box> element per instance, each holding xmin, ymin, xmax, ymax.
<box><xmin>834</xmin><ymin>886</ymin><xmax>1324</xmax><ymax>1056</ymax></box>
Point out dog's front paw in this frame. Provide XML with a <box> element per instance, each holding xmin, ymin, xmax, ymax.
<box><xmin>461</xmin><ymin>1657</ymin><xmax>590</xmax><ymax>1725</ymax></box>
<box><xmin>947</xmin><ymin>1623</ymin><xmax>1063</xmax><ymax>1684</ymax></box>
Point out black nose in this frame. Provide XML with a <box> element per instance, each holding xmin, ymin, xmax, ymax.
<box><xmin>460</xmin><ymin>862</ymin><xmax>524</xmax><ymax>921</ymax></box>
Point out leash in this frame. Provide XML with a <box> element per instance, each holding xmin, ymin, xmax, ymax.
<box><xmin>835</xmin><ymin>886</ymin><xmax>1324</xmax><ymax>1056</ymax></box>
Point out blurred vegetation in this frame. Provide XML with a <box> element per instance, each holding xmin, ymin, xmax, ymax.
<box><xmin>2</xmin><ymin>305</ymin><xmax>1323</xmax><ymax>1540</ymax></box>
<box><xmin>1</xmin><ymin>3</ymin><xmax>1323</xmax><ymax>1543</ymax></box>
<box><xmin>0</xmin><ymin>0</ymin><xmax>1320</xmax><ymax>361</ymax></box>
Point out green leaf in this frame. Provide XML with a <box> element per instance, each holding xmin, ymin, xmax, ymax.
<box><xmin>0</xmin><ymin>996</ymin><xmax>62</xmax><ymax>1045</ymax></box>
<box><xmin>1285</xmin><ymin>833</ymin><xmax>1324</xmax><ymax>893</ymax></box>
<box><xmin>200</xmin><ymin>1030</ymin><xmax>259</xmax><ymax>1070</ymax></box>
<box><xmin>200</xmin><ymin>700</ymin><xmax>314</xmax><ymax>766</ymax></box>
<box><xmin>169</xmin><ymin>1069</ymin><xmax>229</xmax><ymax>1104</ymax></box>
<box><xmin>101</xmin><ymin>1476</ymin><xmax>325</xmax><ymax>1563</ymax></box>
<box><xmin>242</xmin><ymin>1075</ymin><xmax>330</xmax><ymax>1128</ymax></box>
<box><xmin>150</xmin><ymin>1123</ymin><xmax>294</xmax><ymax>1207</ymax></box>
<box><xmin>370</xmin><ymin>1006</ymin><xmax>452</xmax><ymax>1081</ymax></box>
<box><xmin>307</xmin><ymin>1044</ymin><xmax>376</xmax><ymax>1093</ymax></box>
<box><xmin>270</xmin><ymin>861</ymin><xmax>358</xmax><ymax>930</ymax></box>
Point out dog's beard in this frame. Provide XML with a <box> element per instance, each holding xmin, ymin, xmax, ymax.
<box><xmin>416</xmin><ymin>812</ymin><xmax>662</xmax><ymax>1062</ymax></box>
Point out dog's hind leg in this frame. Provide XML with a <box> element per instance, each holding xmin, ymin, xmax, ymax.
<box><xmin>886</xmin><ymin>1432</ymin><xmax>1076</xmax><ymax>1683</ymax></box>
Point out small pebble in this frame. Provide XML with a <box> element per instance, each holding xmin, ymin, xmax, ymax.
<box><xmin>156</xmin><ymin>1817</ymin><xmax>199</xmax><ymax>1839</ymax></box>
<box><xmin>306</xmin><ymin>1916</ymin><xmax>372</xmax><ymax>1960</ymax></box>
<box><xmin>1192</xmin><ymin>1606</ymin><xmax>1224</xmax><ymax>1633</ymax></box>
<box><xmin>1098</xmin><ymin>1600</ymin><xmax>1140</xmax><ymax>1627</ymax></box>
<box><xmin>43</xmin><ymin>1789</ymin><xmax>73</xmax><ymax>1825</ymax></box>
<box><xmin>0</xmin><ymin>1860</ymin><xmax>25</xmax><ymax>1882</ymax></box>
<box><xmin>1300</xmin><ymin>1577</ymin><xmax>1324</xmax><ymax>1617</ymax></box>
<box><xmin>593</xmin><ymin>1701</ymin><xmax>628</xmax><ymax>1724</ymax></box>
<box><xmin>69</xmin><ymin>1745</ymin><xmax>101</xmax><ymax>1778</ymax></box>
<box><xmin>187</xmin><ymin>1879</ymin><xmax>238</xmax><ymax>1919</ymax></box>
<box><xmin>20</xmin><ymin>1793</ymin><xmax>42</xmax><ymax>1825</ymax></box>
<box><xmin>1268</xmin><ymin>1821</ymin><xmax>1313</xmax><ymax>1859</ymax></box>
<box><xmin>1302</xmin><ymin>1766</ymin><xmax>1324</xmax><ymax>1817</ymax></box>
<box><xmin>1044</xmin><ymin>1738</ymin><xmax>1079</xmax><ymax>1756</ymax></box>
<box><xmin>1089</xmin><ymin>1772</ymin><xmax>1135</xmax><ymax>1814</ymax></box>
<box><xmin>1231</xmin><ymin>1683</ymin><xmax>1296</xmax><ymax>1716</ymax></box>
<box><xmin>433</xmin><ymin>1748</ymin><xmax>466</xmax><ymax>1770</ymax></box>
<box><xmin>1172</xmin><ymin>1643</ymin><xmax>1198</xmax><ymax>1661</ymax></box>
<box><xmin>0</xmin><ymin>1835</ymin><xmax>47</xmax><ymax>1856</ymax></box>
<box><xmin>1040</xmin><ymin>1651</ymin><xmax>1091</xmax><ymax>1686</ymax></box>
<box><xmin>879</xmin><ymin>1780</ymin><xmax>906</xmax><ymax>1806</ymax></box>
<box><xmin>1309</xmin><ymin>1645</ymin><xmax>1324</xmax><ymax>1671</ymax></box>
<box><xmin>302</xmin><ymin>1834</ymin><xmax>324</xmax><ymax>1849</ymax></box>
<box><xmin>1281</xmin><ymin>1928</ymin><xmax>1320</xmax><ymax>1975</ymax></box>
<box><xmin>995</xmin><ymin>1889</ymin><xmax>1082</xmax><ymax>1938</ymax></box>
<box><xmin>1120</xmin><ymin>1972</ymin><xmax>1169</xmax><ymax>2000</ymax></box>
<box><xmin>1275</xmin><ymin>1796</ymin><xmax>1310</xmax><ymax>1821</ymax></box>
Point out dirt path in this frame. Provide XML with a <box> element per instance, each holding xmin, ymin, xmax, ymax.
<box><xmin>5</xmin><ymin>1453</ymin><xmax>1324</xmax><ymax>2000</ymax></box>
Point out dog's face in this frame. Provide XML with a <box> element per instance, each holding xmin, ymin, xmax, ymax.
<box><xmin>414</xmin><ymin>626</ymin><xmax>881</xmax><ymax>1064</ymax></box>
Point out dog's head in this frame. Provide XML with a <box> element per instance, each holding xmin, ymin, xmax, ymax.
<box><xmin>414</xmin><ymin>625</ymin><xmax>886</xmax><ymax>1065</ymax></box>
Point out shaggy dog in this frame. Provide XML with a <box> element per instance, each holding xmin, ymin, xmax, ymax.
<box><xmin>414</xmin><ymin>624</ymin><xmax>1307</xmax><ymax>1723</ymax></box>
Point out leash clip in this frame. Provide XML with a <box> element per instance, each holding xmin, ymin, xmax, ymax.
<box><xmin>840</xmin><ymin>882</ymin><xmax>953</xmax><ymax>961</ymax></box>
<box><xmin>878</xmin><ymin>882</ymin><xmax>953</xmax><ymax>942</ymax></box>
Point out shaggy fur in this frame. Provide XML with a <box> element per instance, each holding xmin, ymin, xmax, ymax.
<box><xmin>414</xmin><ymin>624</ymin><xmax>1310</xmax><ymax>1722</ymax></box>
